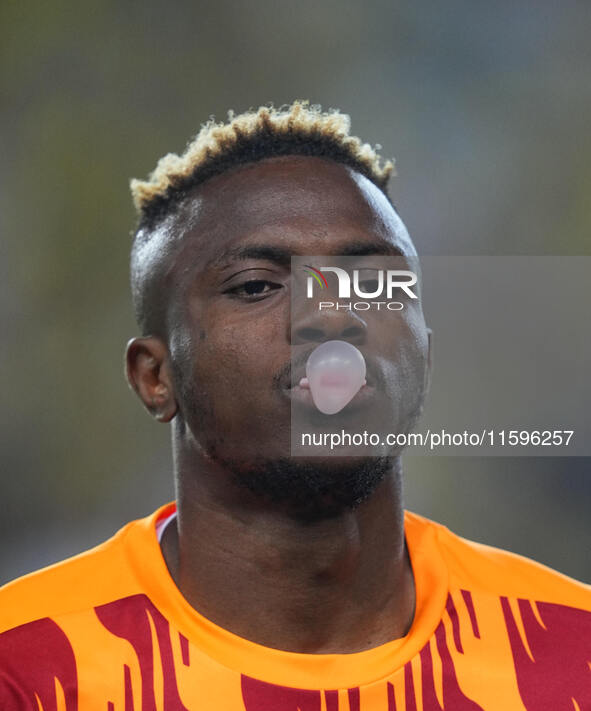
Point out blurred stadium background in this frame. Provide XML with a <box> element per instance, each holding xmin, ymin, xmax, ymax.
<box><xmin>1</xmin><ymin>0</ymin><xmax>589</xmax><ymax>584</ymax></box>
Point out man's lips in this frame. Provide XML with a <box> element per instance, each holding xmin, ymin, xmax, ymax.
<box><xmin>286</xmin><ymin>367</ymin><xmax>376</xmax><ymax>390</ymax></box>
<box><xmin>280</xmin><ymin>355</ymin><xmax>379</xmax><ymax>415</ymax></box>
<box><xmin>284</xmin><ymin>365</ymin><xmax>375</xmax><ymax>413</ymax></box>
<box><xmin>295</xmin><ymin>376</ymin><xmax>367</xmax><ymax>389</ymax></box>
<box><xmin>286</xmin><ymin>378</ymin><xmax>375</xmax><ymax>411</ymax></box>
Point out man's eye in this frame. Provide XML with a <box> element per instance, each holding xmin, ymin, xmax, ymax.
<box><xmin>227</xmin><ymin>280</ymin><xmax>282</xmax><ymax>298</ymax></box>
<box><xmin>358</xmin><ymin>279</ymin><xmax>380</xmax><ymax>292</ymax></box>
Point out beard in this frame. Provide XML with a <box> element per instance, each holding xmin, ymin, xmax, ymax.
<box><xmin>170</xmin><ymin>349</ymin><xmax>399</xmax><ymax>521</ymax></box>
<box><xmin>210</xmin><ymin>453</ymin><xmax>396</xmax><ymax>522</ymax></box>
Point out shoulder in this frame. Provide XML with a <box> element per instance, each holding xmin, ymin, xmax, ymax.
<box><xmin>0</xmin><ymin>515</ymin><xmax>148</xmax><ymax>634</ymax></box>
<box><xmin>404</xmin><ymin>510</ymin><xmax>591</xmax><ymax>609</ymax></box>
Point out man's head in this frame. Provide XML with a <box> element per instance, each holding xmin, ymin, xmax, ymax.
<box><xmin>125</xmin><ymin>102</ymin><xmax>431</xmax><ymax>520</ymax></box>
<box><xmin>129</xmin><ymin>102</ymin><xmax>397</xmax><ymax>340</ymax></box>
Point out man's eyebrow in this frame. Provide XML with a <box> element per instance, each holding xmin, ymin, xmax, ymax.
<box><xmin>210</xmin><ymin>245</ymin><xmax>293</xmax><ymax>269</ymax></box>
<box><xmin>336</xmin><ymin>241</ymin><xmax>404</xmax><ymax>258</ymax></box>
<box><xmin>210</xmin><ymin>240</ymin><xmax>404</xmax><ymax>269</ymax></box>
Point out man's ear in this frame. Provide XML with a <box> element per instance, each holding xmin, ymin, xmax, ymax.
<box><xmin>125</xmin><ymin>337</ymin><xmax>178</xmax><ymax>422</ymax></box>
<box><xmin>425</xmin><ymin>327</ymin><xmax>433</xmax><ymax>397</ymax></box>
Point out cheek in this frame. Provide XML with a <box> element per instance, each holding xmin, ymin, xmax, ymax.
<box><xmin>191</xmin><ymin>321</ymin><xmax>292</xmax><ymax>456</ymax></box>
<box><xmin>194</xmin><ymin>319</ymin><xmax>284</xmax><ymax>402</ymax></box>
<box><xmin>405</xmin><ymin>313</ymin><xmax>429</xmax><ymax>362</ymax></box>
<box><xmin>169</xmin><ymin>304</ymin><xmax>291</xmax><ymax>456</ymax></box>
<box><xmin>401</xmin><ymin>310</ymin><xmax>429</xmax><ymax>370</ymax></box>
<box><xmin>376</xmin><ymin>310</ymin><xmax>429</xmax><ymax>391</ymax></box>
<box><xmin>399</xmin><ymin>318</ymin><xmax>430</xmax><ymax>412</ymax></box>
<box><xmin>172</xmin><ymin>293</ymin><xmax>286</xmax><ymax>390</ymax></box>
<box><xmin>376</xmin><ymin>307</ymin><xmax>427</xmax><ymax>356</ymax></box>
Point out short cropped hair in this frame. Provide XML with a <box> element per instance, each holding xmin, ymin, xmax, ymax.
<box><xmin>129</xmin><ymin>101</ymin><xmax>396</xmax><ymax>337</ymax></box>
<box><xmin>130</xmin><ymin>101</ymin><xmax>395</xmax><ymax>232</ymax></box>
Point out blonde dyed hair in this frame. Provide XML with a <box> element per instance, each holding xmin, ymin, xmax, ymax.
<box><xmin>130</xmin><ymin>101</ymin><xmax>395</xmax><ymax>229</ymax></box>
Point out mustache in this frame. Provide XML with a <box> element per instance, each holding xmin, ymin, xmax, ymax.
<box><xmin>272</xmin><ymin>350</ymin><xmax>312</xmax><ymax>390</ymax></box>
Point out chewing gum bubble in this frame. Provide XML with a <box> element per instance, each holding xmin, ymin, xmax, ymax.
<box><xmin>305</xmin><ymin>340</ymin><xmax>367</xmax><ymax>415</ymax></box>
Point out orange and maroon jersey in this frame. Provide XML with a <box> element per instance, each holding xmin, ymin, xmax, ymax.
<box><xmin>0</xmin><ymin>502</ymin><xmax>590</xmax><ymax>710</ymax></box>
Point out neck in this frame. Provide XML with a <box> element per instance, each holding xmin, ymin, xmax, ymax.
<box><xmin>161</xmin><ymin>427</ymin><xmax>415</xmax><ymax>654</ymax></box>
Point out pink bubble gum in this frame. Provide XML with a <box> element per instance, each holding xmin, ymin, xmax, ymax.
<box><xmin>305</xmin><ymin>340</ymin><xmax>367</xmax><ymax>415</ymax></box>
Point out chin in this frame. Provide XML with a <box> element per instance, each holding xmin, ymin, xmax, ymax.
<box><xmin>218</xmin><ymin>454</ymin><xmax>396</xmax><ymax>522</ymax></box>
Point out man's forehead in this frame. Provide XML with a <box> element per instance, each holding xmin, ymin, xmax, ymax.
<box><xmin>206</xmin><ymin>239</ymin><xmax>408</xmax><ymax>273</ymax></box>
<box><xmin>167</xmin><ymin>158</ymin><xmax>416</xmax><ymax>274</ymax></box>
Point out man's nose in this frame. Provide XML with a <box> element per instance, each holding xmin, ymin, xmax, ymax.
<box><xmin>291</xmin><ymin>306</ymin><xmax>368</xmax><ymax>346</ymax></box>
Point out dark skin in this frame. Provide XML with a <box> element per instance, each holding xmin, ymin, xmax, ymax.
<box><xmin>125</xmin><ymin>155</ymin><xmax>432</xmax><ymax>654</ymax></box>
